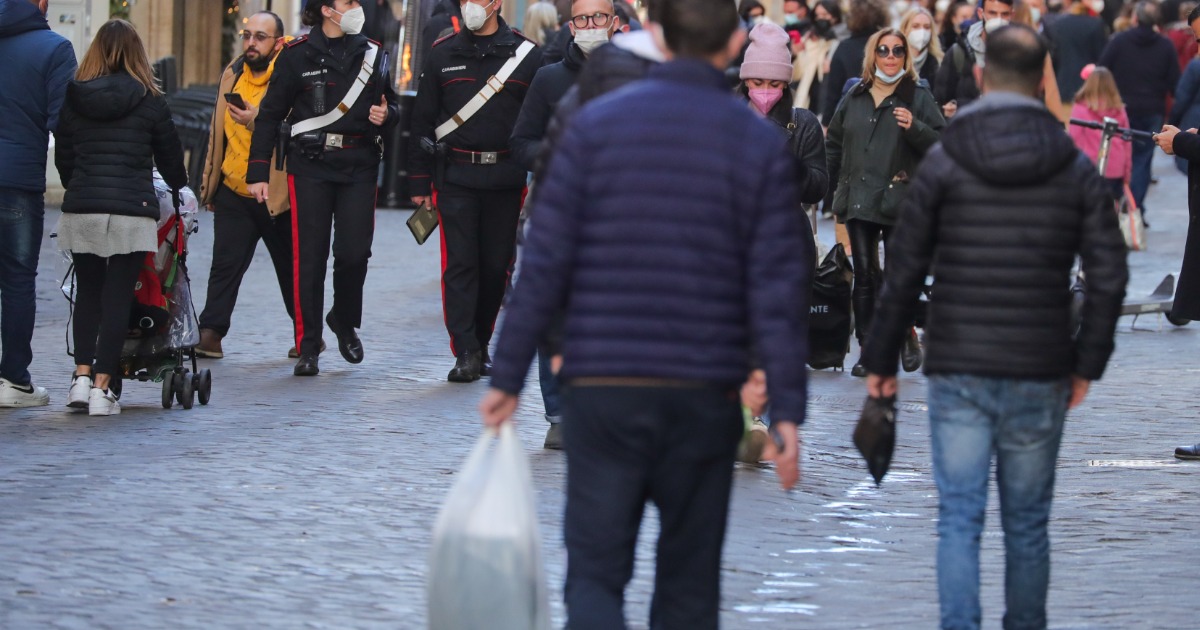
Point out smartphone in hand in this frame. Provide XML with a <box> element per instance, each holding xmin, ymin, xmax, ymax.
<box><xmin>224</xmin><ymin>93</ymin><xmax>247</xmax><ymax>110</ymax></box>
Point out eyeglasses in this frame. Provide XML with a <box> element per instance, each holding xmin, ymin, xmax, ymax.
<box><xmin>571</xmin><ymin>12</ymin><xmax>613</xmax><ymax>28</ymax></box>
<box><xmin>241</xmin><ymin>30</ymin><xmax>278</xmax><ymax>43</ymax></box>
<box><xmin>876</xmin><ymin>44</ymin><xmax>907</xmax><ymax>58</ymax></box>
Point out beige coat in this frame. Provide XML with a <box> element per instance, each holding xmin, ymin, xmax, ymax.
<box><xmin>200</xmin><ymin>58</ymin><xmax>289</xmax><ymax>216</ymax></box>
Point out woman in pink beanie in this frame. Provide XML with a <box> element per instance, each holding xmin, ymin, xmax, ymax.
<box><xmin>737</xmin><ymin>22</ymin><xmax>828</xmax><ymax>211</ymax></box>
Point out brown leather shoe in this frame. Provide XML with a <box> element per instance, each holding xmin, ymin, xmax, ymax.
<box><xmin>288</xmin><ymin>340</ymin><xmax>327</xmax><ymax>359</ymax></box>
<box><xmin>195</xmin><ymin>329</ymin><xmax>224</xmax><ymax>359</ymax></box>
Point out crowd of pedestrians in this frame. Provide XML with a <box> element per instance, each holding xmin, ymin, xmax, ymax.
<box><xmin>3</xmin><ymin>0</ymin><xmax>1200</xmax><ymax>627</ymax></box>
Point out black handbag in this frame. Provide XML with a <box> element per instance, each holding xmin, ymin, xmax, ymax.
<box><xmin>853</xmin><ymin>395</ymin><xmax>897</xmax><ymax>485</ymax></box>
<box><xmin>808</xmin><ymin>243</ymin><xmax>853</xmax><ymax>369</ymax></box>
<box><xmin>406</xmin><ymin>200</ymin><xmax>439</xmax><ymax>245</ymax></box>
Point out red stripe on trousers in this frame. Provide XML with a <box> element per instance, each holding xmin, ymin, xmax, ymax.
<box><xmin>433</xmin><ymin>187</ymin><xmax>456</xmax><ymax>356</ymax></box>
<box><xmin>484</xmin><ymin>185</ymin><xmax>529</xmax><ymax>343</ymax></box>
<box><xmin>288</xmin><ymin>175</ymin><xmax>304</xmax><ymax>354</ymax></box>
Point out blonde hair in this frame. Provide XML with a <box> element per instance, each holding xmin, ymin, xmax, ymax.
<box><xmin>1074</xmin><ymin>66</ymin><xmax>1124</xmax><ymax>111</ymax></box>
<box><xmin>523</xmin><ymin>2</ymin><xmax>561</xmax><ymax>45</ymax></box>
<box><xmin>76</xmin><ymin>19</ymin><xmax>162</xmax><ymax>96</ymax></box>
<box><xmin>861</xmin><ymin>28</ymin><xmax>917</xmax><ymax>84</ymax></box>
<box><xmin>900</xmin><ymin>7</ymin><xmax>943</xmax><ymax>62</ymax></box>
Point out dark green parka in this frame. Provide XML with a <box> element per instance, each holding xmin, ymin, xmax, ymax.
<box><xmin>826</xmin><ymin>75</ymin><xmax>945</xmax><ymax>225</ymax></box>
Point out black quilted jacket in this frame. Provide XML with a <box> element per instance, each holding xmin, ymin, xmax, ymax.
<box><xmin>54</xmin><ymin>73</ymin><xmax>187</xmax><ymax>219</ymax></box>
<box><xmin>862</xmin><ymin>94</ymin><xmax>1128</xmax><ymax>381</ymax></box>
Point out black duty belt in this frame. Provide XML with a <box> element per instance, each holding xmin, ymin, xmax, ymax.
<box><xmin>448</xmin><ymin>148</ymin><xmax>510</xmax><ymax>165</ymax></box>
<box><xmin>295</xmin><ymin>131</ymin><xmax>380</xmax><ymax>151</ymax></box>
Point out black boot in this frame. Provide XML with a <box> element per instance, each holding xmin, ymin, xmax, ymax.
<box><xmin>447</xmin><ymin>351</ymin><xmax>482</xmax><ymax>383</ymax></box>
<box><xmin>1175</xmin><ymin>444</ymin><xmax>1200</xmax><ymax>460</ymax></box>
<box><xmin>479</xmin><ymin>350</ymin><xmax>493</xmax><ymax>377</ymax></box>
<box><xmin>901</xmin><ymin>327</ymin><xmax>923</xmax><ymax>372</ymax></box>
<box><xmin>293</xmin><ymin>354</ymin><xmax>319</xmax><ymax>376</ymax></box>
<box><xmin>326</xmin><ymin>312</ymin><xmax>364</xmax><ymax>364</ymax></box>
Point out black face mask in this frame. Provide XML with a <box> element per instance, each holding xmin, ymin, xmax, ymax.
<box><xmin>814</xmin><ymin>19</ymin><xmax>832</xmax><ymax>35</ymax></box>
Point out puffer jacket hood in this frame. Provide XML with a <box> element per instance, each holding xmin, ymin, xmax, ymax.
<box><xmin>0</xmin><ymin>0</ymin><xmax>46</xmax><ymax>38</ymax></box>
<box><xmin>1128</xmin><ymin>24</ymin><xmax>1165</xmax><ymax>48</ymax></box>
<box><xmin>942</xmin><ymin>93</ymin><xmax>1078</xmax><ymax>186</ymax></box>
<box><xmin>67</xmin><ymin>74</ymin><xmax>149</xmax><ymax>122</ymax></box>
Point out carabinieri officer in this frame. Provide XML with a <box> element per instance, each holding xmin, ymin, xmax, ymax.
<box><xmin>248</xmin><ymin>0</ymin><xmax>398</xmax><ymax>377</ymax></box>
<box><xmin>409</xmin><ymin>0</ymin><xmax>540</xmax><ymax>383</ymax></box>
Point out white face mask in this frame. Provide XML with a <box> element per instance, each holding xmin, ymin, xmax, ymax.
<box><xmin>984</xmin><ymin>17</ymin><xmax>1009</xmax><ymax>33</ymax></box>
<box><xmin>935</xmin><ymin>0</ymin><xmax>952</xmax><ymax>13</ymax></box>
<box><xmin>875</xmin><ymin>67</ymin><xmax>904</xmax><ymax>84</ymax></box>
<box><xmin>907</xmin><ymin>27</ymin><xmax>931</xmax><ymax>50</ymax></box>
<box><xmin>462</xmin><ymin>0</ymin><xmax>497</xmax><ymax>32</ymax></box>
<box><xmin>1030</xmin><ymin>7</ymin><xmax>1041</xmax><ymax>23</ymax></box>
<box><xmin>574</xmin><ymin>28</ymin><xmax>610</xmax><ymax>55</ymax></box>
<box><xmin>331</xmin><ymin>6</ymin><xmax>366</xmax><ymax>35</ymax></box>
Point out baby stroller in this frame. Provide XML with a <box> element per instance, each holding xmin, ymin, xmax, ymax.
<box><xmin>59</xmin><ymin>170</ymin><xmax>212</xmax><ymax>409</ymax></box>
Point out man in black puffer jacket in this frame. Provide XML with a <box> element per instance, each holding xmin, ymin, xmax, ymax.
<box><xmin>862</xmin><ymin>25</ymin><xmax>1126</xmax><ymax>630</ymax></box>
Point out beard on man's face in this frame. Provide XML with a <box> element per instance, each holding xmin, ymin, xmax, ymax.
<box><xmin>244</xmin><ymin>49</ymin><xmax>274</xmax><ymax>72</ymax></box>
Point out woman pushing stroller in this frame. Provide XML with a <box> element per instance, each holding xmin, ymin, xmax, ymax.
<box><xmin>54</xmin><ymin>19</ymin><xmax>188</xmax><ymax>416</ymax></box>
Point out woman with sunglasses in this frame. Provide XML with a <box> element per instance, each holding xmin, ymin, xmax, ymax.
<box><xmin>825</xmin><ymin>27</ymin><xmax>945</xmax><ymax>376</ymax></box>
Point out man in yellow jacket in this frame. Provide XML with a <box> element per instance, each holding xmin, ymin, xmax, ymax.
<box><xmin>196</xmin><ymin>11</ymin><xmax>306</xmax><ymax>359</ymax></box>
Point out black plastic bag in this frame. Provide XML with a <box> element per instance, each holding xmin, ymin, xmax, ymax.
<box><xmin>853</xmin><ymin>395</ymin><xmax>897</xmax><ymax>485</ymax></box>
<box><xmin>808</xmin><ymin>243</ymin><xmax>853</xmax><ymax>369</ymax></box>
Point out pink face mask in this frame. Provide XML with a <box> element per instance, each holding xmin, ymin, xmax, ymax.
<box><xmin>749</xmin><ymin>88</ymin><xmax>784</xmax><ymax>115</ymax></box>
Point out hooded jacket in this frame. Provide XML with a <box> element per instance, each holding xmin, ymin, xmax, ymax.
<box><xmin>54</xmin><ymin>73</ymin><xmax>188</xmax><ymax>219</ymax></box>
<box><xmin>1099</xmin><ymin>24</ymin><xmax>1180</xmax><ymax>116</ymax></box>
<box><xmin>0</xmin><ymin>0</ymin><xmax>76</xmax><ymax>193</ymax></box>
<box><xmin>862</xmin><ymin>93</ymin><xmax>1128</xmax><ymax>381</ymax></box>
<box><xmin>510</xmin><ymin>40</ymin><xmax>587</xmax><ymax>172</ymax></box>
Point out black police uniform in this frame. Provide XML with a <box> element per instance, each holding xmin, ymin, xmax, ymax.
<box><xmin>409</xmin><ymin>18</ymin><xmax>540</xmax><ymax>378</ymax></box>
<box><xmin>248</xmin><ymin>27</ymin><xmax>398</xmax><ymax>369</ymax></box>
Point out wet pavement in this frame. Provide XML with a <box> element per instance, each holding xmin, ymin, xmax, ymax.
<box><xmin>2</xmin><ymin>152</ymin><xmax>1198</xmax><ymax>629</ymax></box>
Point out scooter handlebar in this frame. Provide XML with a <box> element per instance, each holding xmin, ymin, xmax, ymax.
<box><xmin>1068</xmin><ymin>118</ymin><xmax>1157</xmax><ymax>140</ymax></box>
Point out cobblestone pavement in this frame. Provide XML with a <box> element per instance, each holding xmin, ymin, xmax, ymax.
<box><xmin>2</xmin><ymin>152</ymin><xmax>1198</xmax><ymax>630</ymax></box>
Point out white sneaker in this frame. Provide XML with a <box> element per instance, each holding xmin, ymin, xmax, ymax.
<box><xmin>0</xmin><ymin>377</ymin><xmax>50</xmax><ymax>408</ymax></box>
<box><xmin>68</xmin><ymin>375</ymin><xmax>92</xmax><ymax>409</ymax></box>
<box><xmin>87</xmin><ymin>387</ymin><xmax>120</xmax><ymax>416</ymax></box>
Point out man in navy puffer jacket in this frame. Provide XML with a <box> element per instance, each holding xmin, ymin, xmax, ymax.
<box><xmin>0</xmin><ymin>0</ymin><xmax>76</xmax><ymax>408</ymax></box>
<box><xmin>480</xmin><ymin>0</ymin><xmax>812</xmax><ymax>625</ymax></box>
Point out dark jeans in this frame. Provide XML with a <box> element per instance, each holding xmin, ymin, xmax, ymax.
<box><xmin>562</xmin><ymin>385</ymin><xmax>742</xmax><ymax>630</ymax></box>
<box><xmin>199</xmin><ymin>184</ymin><xmax>294</xmax><ymax>336</ymax></box>
<box><xmin>537</xmin><ymin>350</ymin><xmax>561</xmax><ymax>422</ymax></box>
<box><xmin>846</xmin><ymin>218</ymin><xmax>894</xmax><ymax>343</ymax></box>
<box><xmin>72</xmin><ymin>252</ymin><xmax>144</xmax><ymax>377</ymax></box>
<box><xmin>1127</xmin><ymin>111</ymin><xmax>1163</xmax><ymax>214</ymax></box>
<box><xmin>288</xmin><ymin>174</ymin><xmax>377</xmax><ymax>357</ymax></box>
<box><xmin>928</xmin><ymin>374</ymin><xmax>1070</xmax><ymax>630</ymax></box>
<box><xmin>434</xmin><ymin>183</ymin><xmax>523</xmax><ymax>356</ymax></box>
<box><xmin>0</xmin><ymin>187</ymin><xmax>44</xmax><ymax>385</ymax></box>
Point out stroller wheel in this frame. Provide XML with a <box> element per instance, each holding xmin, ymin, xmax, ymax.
<box><xmin>178</xmin><ymin>371</ymin><xmax>194</xmax><ymax>410</ymax></box>
<box><xmin>196</xmin><ymin>369</ymin><xmax>212</xmax><ymax>406</ymax></box>
<box><xmin>162</xmin><ymin>373</ymin><xmax>175</xmax><ymax>409</ymax></box>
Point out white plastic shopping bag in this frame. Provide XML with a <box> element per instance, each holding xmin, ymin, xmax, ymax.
<box><xmin>428</xmin><ymin>423</ymin><xmax>550</xmax><ymax>630</ymax></box>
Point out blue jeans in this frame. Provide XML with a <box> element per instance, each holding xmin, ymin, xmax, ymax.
<box><xmin>1127</xmin><ymin>112</ymin><xmax>1163</xmax><ymax>214</ymax></box>
<box><xmin>927</xmin><ymin>374</ymin><xmax>1071</xmax><ymax>630</ymax></box>
<box><xmin>0</xmin><ymin>187</ymin><xmax>44</xmax><ymax>386</ymax></box>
